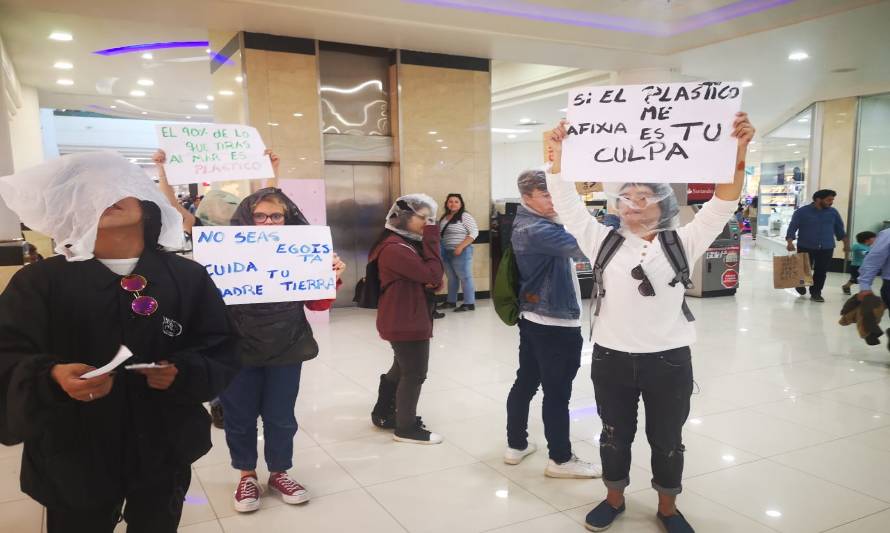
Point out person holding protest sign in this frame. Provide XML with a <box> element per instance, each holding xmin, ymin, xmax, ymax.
<box><xmin>545</xmin><ymin>112</ymin><xmax>754</xmax><ymax>532</ymax></box>
<box><xmin>369</xmin><ymin>194</ymin><xmax>445</xmax><ymax>445</ymax></box>
<box><xmin>220</xmin><ymin>187</ymin><xmax>345</xmax><ymax>513</ymax></box>
<box><xmin>0</xmin><ymin>152</ymin><xmax>239</xmax><ymax>533</ymax></box>
<box><xmin>437</xmin><ymin>193</ymin><xmax>479</xmax><ymax>314</ymax></box>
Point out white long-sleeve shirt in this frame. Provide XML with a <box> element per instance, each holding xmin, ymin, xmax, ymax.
<box><xmin>547</xmin><ymin>172</ymin><xmax>737</xmax><ymax>353</ymax></box>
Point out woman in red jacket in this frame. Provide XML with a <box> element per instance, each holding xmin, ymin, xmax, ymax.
<box><xmin>369</xmin><ymin>194</ymin><xmax>445</xmax><ymax>445</ymax></box>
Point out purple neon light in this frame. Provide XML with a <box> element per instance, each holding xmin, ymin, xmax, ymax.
<box><xmin>93</xmin><ymin>41</ymin><xmax>210</xmax><ymax>56</ymax></box>
<box><xmin>403</xmin><ymin>0</ymin><xmax>796</xmax><ymax>36</ymax></box>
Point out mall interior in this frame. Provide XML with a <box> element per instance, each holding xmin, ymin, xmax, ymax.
<box><xmin>1</xmin><ymin>0</ymin><xmax>890</xmax><ymax>532</ymax></box>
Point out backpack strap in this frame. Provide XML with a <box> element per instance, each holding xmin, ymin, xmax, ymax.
<box><xmin>658</xmin><ymin>230</ymin><xmax>696</xmax><ymax>322</ymax></box>
<box><xmin>586</xmin><ymin>230</ymin><xmax>625</xmax><ymax>340</ymax></box>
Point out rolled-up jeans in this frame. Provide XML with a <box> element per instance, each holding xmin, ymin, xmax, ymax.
<box><xmin>591</xmin><ymin>344</ymin><xmax>693</xmax><ymax>496</ymax></box>
<box><xmin>442</xmin><ymin>246</ymin><xmax>475</xmax><ymax>305</ymax></box>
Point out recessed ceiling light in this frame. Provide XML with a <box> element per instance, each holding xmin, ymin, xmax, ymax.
<box><xmin>205</xmin><ymin>48</ymin><xmax>212</xmax><ymax>54</ymax></box>
<box><xmin>141</xmin><ymin>52</ymin><xmax>153</xmax><ymax>60</ymax></box>
<box><xmin>137</xmin><ymin>79</ymin><xmax>154</xmax><ymax>87</ymax></box>
<box><xmin>56</xmin><ymin>79</ymin><xmax>74</xmax><ymax>86</ymax></box>
<box><xmin>788</xmin><ymin>51</ymin><xmax>809</xmax><ymax>61</ymax></box>
<box><xmin>428</xmin><ymin>131</ymin><xmax>437</xmax><ymax>135</ymax></box>
<box><xmin>130</xmin><ymin>89</ymin><xmax>146</xmax><ymax>97</ymax></box>
<box><xmin>798</xmin><ymin>117</ymin><xmax>809</xmax><ymax>122</ymax></box>
<box><xmin>267</xmin><ymin>122</ymin><xmax>279</xmax><ymax>127</ymax></box>
<box><xmin>786</xmin><ymin>143</ymin><xmax>797</xmax><ymax>147</ymax></box>
<box><xmin>293</xmin><ymin>112</ymin><xmax>303</xmax><ymax>117</ymax></box>
<box><xmin>507</xmin><ymin>134</ymin><xmax>517</xmax><ymax>139</ymax></box>
<box><xmin>559</xmin><ymin>108</ymin><xmax>567</xmax><ymax>113</ymax></box>
<box><xmin>218</xmin><ymin>90</ymin><xmax>234</xmax><ymax>96</ymax></box>
<box><xmin>741</xmin><ymin>80</ymin><xmax>753</xmax><ymax>88</ymax></box>
<box><xmin>186</xmin><ymin>115</ymin><xmax>192</xmax><ymax>119</ymax></box>
<box><xmin>235</xmin><ymin>76</ymin><xmax>243</xmax><ymax>83</ymax></box>
<box><xmin>49</xmin><ymin>32</ymin><xmax>73</xmax><ymax>42</ymax></box>
<box><xmin>110</xmin><ymin>105</ymin><xmax>117</xmax><ymax>109</ymax></box>
<box><xmin>141</xmin><ymin>111</ymin><xmax>148</xmax><ymax>115</ymax></box>
<box><xmin>441</xmin><ymin>146</ymin><xmax>448</xmax><ymax>150</ymax></box>
<box><xmin>436</xmin><ymin>139</ymin><xmax>444</xmax><ymax>143</ymax></box>
<box><xmin>867</xmin><ymin>147</ymin><xmax>874</xmax><ymax>151</ymax></box>
<box><xmin>195</xmin><ymin>103</ymin><xmax>209</xmax><ymax>110</ymax></box>
<box><xmin>765</xmin><ymin>510</ymin><xmax>782</xmax><ymax>518</ymax></box>
<box><xmin>794</xmin><ymin>151</ymin><xmax>801</xmax><ymax>154</ymax></box>
<box><xmin>519</xmin><ymin>117</ymin><xmax>533</xmax><ymax>124</ymax></box>
<box><xmin>206</xmin><ymin>95</ymin><xmax>214</xmax><ymax>101</ymax></box>
<box><xmin>53</xmin><ymin>61</ymin><xmax>73</xmax><ymax>70</ymax></box>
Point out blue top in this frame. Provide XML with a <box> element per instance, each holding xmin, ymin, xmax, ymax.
<box><xmin>850</xmin><ymin>242</ymin><xmax>871</xmax><ymax>267</ymax></box>
<box><xmin>858</xmin><ymin>228</ymin><xmax>890</xmax><ymax>292</ymax></box>
<box><xmin>785</xmin><ymin>203</ymin><xmax>846</xmax><ymax>250</ymax></box>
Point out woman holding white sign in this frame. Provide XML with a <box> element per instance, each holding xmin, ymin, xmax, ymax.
<box><xmin>545</xmin><ymin>112</ymin><xmax>754</xmax><ymax>533</ymax></box>
<box><xmin>220</xmin><ymin>187</ymin><xmax>345</xmax><ymax>514</ymax></box>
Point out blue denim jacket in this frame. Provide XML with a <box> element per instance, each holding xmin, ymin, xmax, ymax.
<box><xmin>511</xmin><ymin>205</ymin><xmax>586</xmax><ymax>320</ymax></box>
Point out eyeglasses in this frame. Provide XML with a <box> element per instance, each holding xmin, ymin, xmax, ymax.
<box><xmin>631</xmin><ymin>265</ymin><xmax>656</xmax><ymax>297</ymax></box>
<box><xmin>120</xmin><ymin>274</ymin><xmax>159</xmax><ymax>316</ymax></box>
<box><xmin>617</xmin><ymin>195</ymin><xmax>660</xmax><ymax>209</ymax></box>
<box><xmin>252</xmin><ymin>212</ymin><xmax>285</xmax><ymax>224</ymax></box>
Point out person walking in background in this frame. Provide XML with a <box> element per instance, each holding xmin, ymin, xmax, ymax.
<box><xmin>504</xmin><ymin>170</ymin><xmax>602</xmax><ymax>480</ymax></box>
<box><xmin>857</xmin><ymin>228</ymin><xmax>890</xmax><ymax>348</ymax></box>
<box><xmin>786</xmin><ymin>189</ymin><xmax>850</xmax><ymax>303</ymax></box>
<box><xmin>843</xmin><ymin>231</ymin><xmax>877</xmax><ymax>295</ymax></box>
<box><xmin>437</xmin><ymin>193</ymin><xmax>479</xmax><ymax>315</ymax></box>
<box><xmin>369</xmin><ymin>195</ymin><xmax>445</xmax><ymax>445</ymax></box>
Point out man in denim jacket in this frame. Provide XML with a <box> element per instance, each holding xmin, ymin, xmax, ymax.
<box><xmin>503</xmin><ymin>170</ymin><xmax>602</xmax><ymax>479</ymax></box>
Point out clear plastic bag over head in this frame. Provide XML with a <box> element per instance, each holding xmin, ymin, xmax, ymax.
<box><xmin>0</xmin><ymin>151</ymin><xmax>183</xmax><ymax>261</ymax></box>
<box><xmin>195</xmin><ymin>189</ymin><xmax>241</xmax><ymax>226</ymax></box>
<box><xmin>604</xmin><ymin>182</ymin><xmax>680</xmax><ymax>237</ymax></box>
<box><xmin>384</xmin><ymin>193</ymin><xmax>437</xmax><ymax>241</ymax></box>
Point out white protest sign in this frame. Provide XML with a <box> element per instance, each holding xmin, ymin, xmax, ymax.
<box><xmin>193</xmin><ymin>225</ymin><xmax>336</xmax><ymax>305</ymax></box>
<box><xmin>155</xmin><ymin>123</ymin><xmax>275</xmax><ymax>185</ymax></box>
<box><xmin>562</xmin><ymin>81</ymin><xmax>743</xmax><ymax>183</ymax></box>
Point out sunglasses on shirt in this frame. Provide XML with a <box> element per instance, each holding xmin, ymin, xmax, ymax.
<box><xmin>631</xmin><ymin>265</ymin><xmax>656</xmax><ymax>297</ymax></box>
<box><xmin>120</xmin><ymin>274</ymin><xmax>159</xmax><ymax>316</ymax></box>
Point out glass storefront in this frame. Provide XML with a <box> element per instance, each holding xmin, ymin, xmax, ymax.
<box><xmin>852</xmin><ymin>93</ymin><xmax>890</xmax><ymax>237</ymax></box>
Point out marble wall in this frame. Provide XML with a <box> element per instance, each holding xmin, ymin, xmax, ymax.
<box><xmin>397</xmin><ymin>60</ymin><xmax>492</xmax><ymax>293</ymax></box>
<box><xmin>816</xmin><ymin>97</ymin><xmax>858</xmax><ymax>260</ymax></box>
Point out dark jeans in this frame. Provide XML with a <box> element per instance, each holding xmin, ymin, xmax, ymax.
<box><xmin>385</xmin><ymin>340</ymin><xmax>430</xmax><ymax>431</ymax></box>
<box><xmin>506</xmin><ymin>318</ymin><xmax>582</xmax><ymax>463</ymax></box>
<box><xmin>591</xmin><ymin>344</ymin><xmax>693</xmax><ymax>496</ymax></box>
<box><xmin>848</xmin><ymin>264</ymin><xmax>861</xmax><ymax>284</ymax></box>
<box><xmin>220</xmin><ymin>363</ymin><xmax>303</xmax><ymax>472</ymax></box>
<box><xmin>46</xmin><ymin>466</ymin><xmax>191</xmax><ymax>533</ymax></box>
<box><xmin>882</xmin><ymin>281</ymin><xmax>890</xmax><ymax>312</ymax></box>
<box><xmin>799</xmin><ymin>248</ymin><xmax>834</xmax><ymax>296</ymax></box>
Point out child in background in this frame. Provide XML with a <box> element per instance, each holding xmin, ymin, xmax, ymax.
<box><xmin>843</xmin><ymin>231</ymin><xmax>877</xmax><ymax>295</ymax></box>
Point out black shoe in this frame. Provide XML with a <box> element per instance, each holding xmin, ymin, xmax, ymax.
<box><xmin>657</xmin><ymin>509</ymin><xmax>695</xmax><ymax>533</ymax></box>
<box><xmin>811</xmin><ymin>295</ymin><xmax>825</xmax><ymax>303</ymax></box>
<box><xmin>371</xmin><ymin>375</ymin><xmax>397</xmax><ymax>428</ymax></box>
<box><xmin>433</xmin><ymin>311</ymin><xmax>446</xmax><ymax>319</ymax></box>
<box><xmin>795</xmin><ymin>287</ymin><xmax>807</xmax><ymax>295</ymax></box>
<box><xmin>437</xmin><ymin>302</ymin><xmax>457</xmax><ymax>309</ymax></box>
<box><xmin>454</xmin><ymin>304</ymin><xmax>475</xmax><ymax>313</ymax></box>
<box><xmin>210</xmin><ymin>403</ymin><xmax>224</xmax><ymax>429</ymax></box>
<box><xmin>585</xmin><ymin>500</ymin><xmax>625</xmax><ymax>531</ymax></box>
<box><xmin>842</xmin><ymin>285</ymin><xmax>852</xmax><ymax>295</ymax></box>
<box><xmin>393</xmin><ymin>427</ymin><xmax>443</xmax><ymax>445</ymax></box>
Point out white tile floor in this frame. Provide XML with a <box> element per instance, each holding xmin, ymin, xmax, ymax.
<box><xmin>3</xmin><ymin>236</ymin><xmax>890</xmax><ymax>533</ymax></box>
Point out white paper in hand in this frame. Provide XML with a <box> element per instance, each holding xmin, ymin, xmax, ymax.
<box><xmin>80</xmin><ymin>345</ymin><xmax>134</xmax><ymax>379</ymax></box>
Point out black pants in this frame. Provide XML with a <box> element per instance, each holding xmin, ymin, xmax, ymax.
<box><xmin>46</xmin><ymin>465</ymin><xmax>191</xmax><ymax>533</ymax></box>
<box><xmin>799</xmin><ymin>248</ymin><xmax>834</xmax><ymax>296</ymax></box>
<box><xmin>386</xmin><ymin>340</ymin><xmax>430</xmax><ymax>431</ymax></box>
<box><xmin>882</xmin><ymin>281</ymin><xmax>890</xmax><ymax>312</ymax></box>
<box><xmin>591</xmin><ymin>344</ymin><xmax>693</xmax><ymax>496</ymax></box>
<box><xmin>506</xmin><ymin>319</ymin><xmax>582</xmax><ymax>463</ymax></box>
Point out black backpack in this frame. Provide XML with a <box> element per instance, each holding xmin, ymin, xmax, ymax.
<box><xmin>353</xmin><ymin>259</ymin><xmax>382</xmax><ymax>309</ymax></box>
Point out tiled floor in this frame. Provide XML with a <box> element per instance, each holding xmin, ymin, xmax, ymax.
<box><xmin>3</xmin><ymin>236</ymin><xmax>890</xmax><ymax>532</ymax></box>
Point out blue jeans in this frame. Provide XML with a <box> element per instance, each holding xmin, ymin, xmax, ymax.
<box><xmin>443</xmin><ymin>245</ymin><xmax>475</xmax><ymax>305</ymax></box>
<box><xmin>220</xmin><ymin>363</ymin><xmax>303</xmax><ymax>472</ymax></box>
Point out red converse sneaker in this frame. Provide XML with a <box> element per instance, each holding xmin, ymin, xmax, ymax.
<box><xmin>233</xmin><ymin>475</ymin><xmax>262</xmax><ymax>513</ymax></box>
<box><xmin>268</xmin><ymin>472</ymin><xmax>311</xmax><ymax>504</ymax></box>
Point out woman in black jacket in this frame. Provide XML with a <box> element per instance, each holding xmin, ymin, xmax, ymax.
<box><xmin>222</xmin><ymin>187</ymin><xmax>344</xmax><ymax>513</ymax></box>
<box><xmin>0</xmin><ymin>152</ymin><xmax>239</xmax><ymax>533</ymax></box>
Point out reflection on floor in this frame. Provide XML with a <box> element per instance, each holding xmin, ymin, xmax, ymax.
<box><xmin>2</xmin><ymin>236</ymin><xmax>890</xmax><ymax>533</ymax></box>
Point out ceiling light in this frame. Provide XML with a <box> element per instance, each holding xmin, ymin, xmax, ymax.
<box><xmin>750</xmin><ymin>149</ymin><xmax>757</xmax><ymax>153</ymax></box>
<box><xmin>206</xmin><ymin>95</ymin><xmax>214</xmax><ymax>101</ymax></box>
<box><xmin>794</xmin><ymin>151</ymin><xmax>801</xmax><ymax>154</ymax></box>
<box><xmin>441</xmin><ymin>146</ymin><xmax>448</xmax><ymax>150</ymax></box>
<box><xmin>293</xmin><ymin>112</ymin><xmax>303</xmax><ymax>117</ymax></box>
<box><xmin>786</xmin><ymin>143</ymin><xmax>797</xmax><ymax>147</ymax></box>
<box><xmin>235</xmin><ymin>76</ymin><xmax>243</xmax><ymax>83</ymax></box>
<box><xmin>205</xmin><ymin>48</ymin><xmax>211</xmax><ymax>54</ymax></box>
<box><xmin>788</xmin><ymin>51</ymin><xmax>809</xmax><ymax>61</ymax></box>
<box><xmin>141</xmin><ymin>52</ymin><xmax>153</xmax><ymax>60</ymax></box>
<box><xmin>53</xmin><ymin>61</ymin><xmax>73</xmax><ymax>70</ymax></box>
<box><xmin>428</xmin><ymin>131</ymin><xmax>437</xmax><ymax>135</ymax></box>
<box><xmin>218</xmin><ymin>90</ymin><xmax>234</xmax><ymax>96</ymax></box>
<box><xmin>689</xmin><ymin>418</ymin><xmax>702</xmax><ymax>425</ymax></box>
<box><xmin>110</xmin><ymin>105</ymin><xmax>117</xmax><ymax>109</ymax></box>
<box><xmin>49</xmin><ymin>32</ymin><xmax>73</xmax><ymax>42</ymax></box>
<box><xmin>741</xmin><ymin>80</ymin><xmax>753</xmax><ymax>88</ymax></box>
<box><xmin>798</xmin><ymin>117</ymin><xmax>809</xmax><ymax>122</ymax></box>
<box><xmin>141</xmin><ymin>111</ymin><xmax>148</xmax><ymax>115</ymax></box>
<box><xmin>267</xmin><ymin>122</ymin><xmax>279</xmax><ymax>127</ymax></box>
<box><xmin>519</xmin><ymin>117</ymin><xmax>533</xmax><ymax>124</ymax></box>
<box><xmin>867</xmin><ymin>147</ymin><xmax>874</xmax><ymax>151</ymax></box>
<box><xmin>765</xmin><ymin>510</ymin><xmax>782</xmax><ymax>518</ymax></box>
<box><xmin>137</xmin><ymin>79</ymin><xmax>154</xmax><ymax>87</ymax></box>
<box><xmin>195</xmin><ymin>103</ymin><xmax>209</xmax><ymax>110</ymax></box>
<box><xmin>130</xmin><ymin>90</ymin><xmax>146</xmax><ymax>97</ymax></box>
<box><xmin>721</xmin><ymin>455</ymin><xmax>736</xmax><ymax>462</ymax></box>
<box><xmin>507</xmin><ymin>134</ymin><xmax>517</xmax><ymax>139</ymax></box>
<box><xmin>436</xmin><ymin>139</ymin><xmax>444</xmax><ymax>143</ymax></box>
<box><xmin>56</xmin><ymin>79</ymin><xmax>74</xmax><ymax>86</ymax></box>
<box><xmin>559</xmin><ymin>108</ymin><xmax>567</xmax><ymax>113</ymax></box>
<box><xmin>186</xmin><ymin>115</ymin><xmax>192</xmax><ymax>119</ymax></box>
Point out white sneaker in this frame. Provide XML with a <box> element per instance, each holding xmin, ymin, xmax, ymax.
<box><xmin>233</xmin><ymin>475</ymin><xmax>262</xmax><ymax>513</ymax></box>
<box><xmin>504</xmin><ymin>441</ymin><xmax>538</xmax><ymax>465</ymax></box>
<box><xmin>545</xmin><ymin>455</ymin><xmax>603</xmax><ymax>479</ymax></box>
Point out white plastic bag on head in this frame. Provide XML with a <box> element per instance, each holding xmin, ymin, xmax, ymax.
<box><xmin>604</xmin><ymin>182</ymin><xmax>680</xmax><ymax>238</ymax></box>
<box><xmin>0</xmin><ymin>151</ymin><xmax>184</xmax><ymax>261</ymax></box>
<box><xmin>384</xmin><ymin>193</ymin><xmax>438</xmax><ymax>241</ymax></box>
<box><xmin>195</xmin><ymin>189</ymin><xmax>241</xmax><ymax>226</ymax></box>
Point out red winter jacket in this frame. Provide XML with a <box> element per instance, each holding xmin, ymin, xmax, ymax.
<box><xmin>370</xmin><ymin>226</ymin><xmax>444</xmax><ymax>341</ymax></box>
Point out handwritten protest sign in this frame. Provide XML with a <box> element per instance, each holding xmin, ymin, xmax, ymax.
<box><xmin>193</xmin><ymin>225</ymin><xmax>336</xmax><ymax>305</ymax></box>
<box><xmin>155</xmin><ymin>123</ymin><xmax>274</xmax><ymax>185</ymax></box>
<box><xmin>562</xmin><ymin>81</ymin><xmax>743</xmax><ymax>183</ymax></box>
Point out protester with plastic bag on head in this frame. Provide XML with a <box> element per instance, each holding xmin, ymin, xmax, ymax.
<box><xmin>0</xmin><ymin>151</ymin><xmax>239</xmax><ymax>533</ymax></box>
<box><xmin>221</xmin><ymin>187</ymin><xmax>345</xmax><ymax>513</ymax></box>
<box><xmin>369</xmin><ymin>194</ymin><xmax>446</xmax><ymax>445</ymax></box>
<box><xmin>544</xmin><ymin>113</ymin><xmax>754</xmax><ymax>533</ymax></box>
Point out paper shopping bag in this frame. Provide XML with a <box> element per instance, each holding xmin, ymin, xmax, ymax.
<box><xmin>773</xmin><ymin>253</ymin><xmax>813</xmax><ymax>289</ymax></box>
